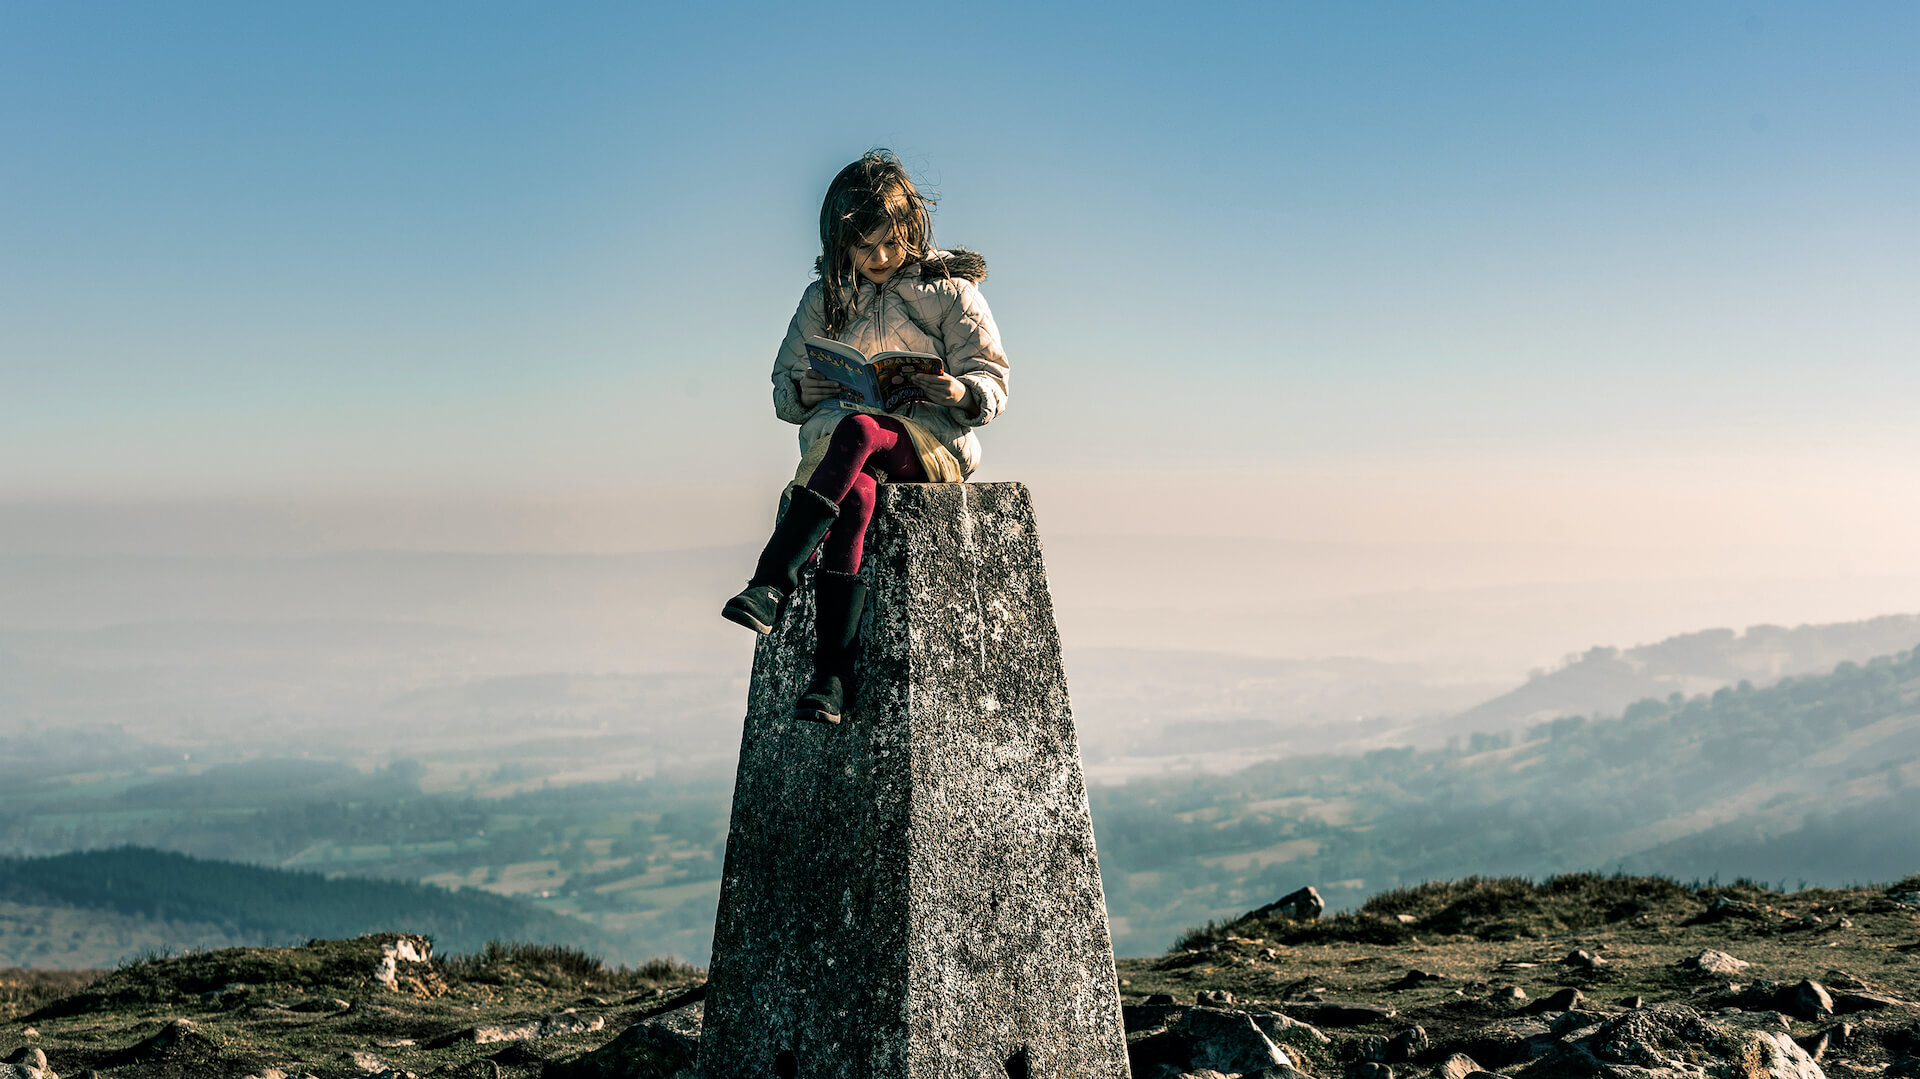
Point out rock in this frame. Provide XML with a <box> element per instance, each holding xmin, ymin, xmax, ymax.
<box><xmin>1433</xmin><ymin>1053</ymin><xmax>1483</xmax><ymax>1079</ymax></box>
<box><xmin>1886</xmin><ymin>1058</ymin><xmax>1920</xmax><ymax>1078</ymax></box>
<box><xmin>1708</xmin><ymin>896</ymin><xmax>1764</xmax><ymax>919</ymax></box>
<box><xmin>1145</xmin><ymin>993</ymin><xmax>1177</xmax><ymax>1006</ymax></box>
<box><xmin>702</xmin><ymin>485</ymin><xmax>1128</xmax><ymax>1077</ymax></box>
<box><xmin>1588</xmin><ymin>1005</ymin><xmax>1720</xmax><ymax>1070</ymax></box>
<box><xmin>1245</xmin><ymin>886</ymin><xmax>1327</xmax><ymax>923</ymax></box>
<box><xmin>1618</xmin><ymin>995</ymin><xmax>1645</xmax><ymax>1009</ymax></box>
<box><xmin>1386</xmin><ymin>1025</ymin><xmax>1429</xmax><ymax>1062</ymax></box>
<box><xmin>1124</xmin><ymin>1003</ymin><xmax>1182</xmax><ymax>1033</ymax></box>
<box><xmin>1250</xmin><ymin>1011</ymin><xmax>1330</xmax><ymax>1045</ymax></box>
<box><xmin>1282</xmin><ymin>1001</ymin><xmax>1397</xmax><ymax>1026</ymax></box>
<box><xmin>1344</xmin><ymin>1064</ymin><xmax>1391</xmax><ymax>1079</ymax></box>
<box><xmin>461</xmin><ymin>1011</ymin><xmax>606</xmax><ymax>1045</ymax></box>
<box><xmin>1490</xmin><ymin>986</ymin><xmax>1527</xmax><ymax>1002</ymax></box>
<box><xmin>542</xmin><ymin>1002</ymin><xmax>701</xmax><ymax>1079</ymax></box>
<box><xmin>1249</xmin><ymin>1068</ymin><xmax>1313</xmax><ymax>1079</ymax></box>
<box><xmin>1390</xmin><ymin>968</ymin><xmax>1444</xmax><ymax>989</ymax></box>
<box><xmin>1736</xmin><ymin>1031</ymin><xmax>1829</xmax><ymax>1078</ymax></box>
<box><xmin>1789</xmin><ymin>979</ymin><xmax>1834</xmax><ymax>1019</ymax></box>
<box><xmin>1182</xmin><ymin>1008</ymin><xmax>1294</xmax><ymax>1075</ymax></box>
<box><xmin>1</xmin><ymin>1051</ymin><xmax>45</xmax><ymax>1072</ymax></box>
<box><xmin>1529</xmin><ymin>987</ymin><xmax>1585</xmax><ymax>1013</ymax></box>
<box><xmin>371</xmin><ymin>935</ymin><xmax>433</xmax><ymax>992</ymax></box>
<box><xmin>1550</xmin><ymin>1010</ymin><xmax>1608</xmax><ymax>1037</ymax></box>
<box><xmin>1562</xmin><ymin>949</ymin><xmax>1605</xmax><ymax>969</ymax></box>
<box><xmin>288</xmin><ymin>997</ymin><xmax>351</xmax><ymax>1012</ymax></box>
<box><xmin>1561</xmin><ymin>1004</ymin><xmax>1826</xmax><ymax>1078</ymax></box>
<box><xmin>0</xmin><ymin>1065</ymin><xmax>43</xmax><ymax>1079</ymax></box>
<box><xmin>1197</xmin><ymin>989</ymin><xmax>1236</xmax><ymax>1006</ymax></box>
<box><xmin>1797</xmin><ymin>1030</ymin><xmax>1830</xmax><ymax>1061</ymax></box>
<box><xmin>1680</xmin><ymin>949</ymin><xmax>1751</xmax><ymax>974</ymax></box>
<box><xmin>1355</xmin><ymin>1034</ymin><xmax>1388</xmax><ymax>1062</ymax></box>
<box><xmin>1832</xmin><ymin>990</ymin><xmax>1902</xmax><ymax>1012</ymax></box>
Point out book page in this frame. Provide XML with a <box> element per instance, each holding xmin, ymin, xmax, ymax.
<box><xmin>869</xmin><ymin>352</ymin><xmax>941</xmax><ymax>412</ymax></box>
<box><xmin>804</xmin><ymin>338</ymin><xmax>878</xmax><ymax>407</ymax></box>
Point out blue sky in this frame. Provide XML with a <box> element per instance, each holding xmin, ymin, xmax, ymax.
<box><xmin>3</xmin><ymin>3</ymin><xmax>1916</xmax><ymax>560</ymax></box>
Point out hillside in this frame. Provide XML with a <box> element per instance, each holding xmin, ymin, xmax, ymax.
<box><xmin>1426</xmin><ymin>614</ymin><xmax>1920</xmax><ymax>746</ymax></box>
<box><xmin>1094</xmin><ymin>645</ymin><xmax>1920</xmax><ymax>953</ymax></box>
<box><xmin>2</xmin><ymin>876</ymin><xmax>1917</xmax><ymax>1077</ymax></box>
<box><xmin>0</xmin><ymin>848</ymin><xmax>620</xmax><ymax>968</ymax></box>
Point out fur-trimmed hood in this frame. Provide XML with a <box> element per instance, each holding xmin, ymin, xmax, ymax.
<box><xmin>813</xmin><ymin>247</ymin><xmax>987</xmax><ymax>284</ymax></box>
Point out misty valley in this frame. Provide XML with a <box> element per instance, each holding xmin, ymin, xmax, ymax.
<box><xmin>2</xmin><ymin>598</ymin><xmax>1918</xmax><ymax>967</ymax></box>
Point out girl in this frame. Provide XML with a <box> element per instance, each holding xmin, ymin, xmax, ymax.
<box><xmin>723</xmin><ymin>150</ymin><xmax>1009</xmax><ymax>724</ymax></box>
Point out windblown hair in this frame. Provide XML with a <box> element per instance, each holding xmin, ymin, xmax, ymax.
<box><xmin>817</xmin><ymin>149</ymin><xmax>936</xmax><ymax>338</ymax></box>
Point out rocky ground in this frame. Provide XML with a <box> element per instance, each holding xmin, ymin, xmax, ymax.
<box><xmin>0</xmin><ymin>875</ymin><xmax>1916</xmax><ymax>1078</ymax></box>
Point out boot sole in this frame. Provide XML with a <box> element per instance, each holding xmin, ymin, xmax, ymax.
<box><xmin>720</xmin><ymin>604</ymin><xmax>774</xmax><ymax>635</ymax></box>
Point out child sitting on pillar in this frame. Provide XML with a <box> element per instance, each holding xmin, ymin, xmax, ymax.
<box><xmin>722</xmin><ymin>149</ymin><xmax>1010</xmax><ymax>724</ymax></box>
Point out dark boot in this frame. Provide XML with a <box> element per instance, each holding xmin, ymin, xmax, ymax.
<box><xmin>796</xmin><ymin>569</ymin><xmax>866</xmax><ymax>724</ymax></box>
<box><xmin>722</xmin><ymin>486</ymin><xmax>840</xmax><ymax>634</ymax></box>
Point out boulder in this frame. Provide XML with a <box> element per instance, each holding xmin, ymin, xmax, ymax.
<box><xmin>1529</xmin><ymin>987</ymin><xmax>1585</xmax><ymax>1013</ymax></box>
<box><xmin>541</xmin><ymin>1002</ymin><xmax>702</xmax><ymax>1079</ymax></box>
<box><xmin>1244</xmin><ymin>886</ymin><xmax>1327</xmax><ymax>923</ymax></box>
<box><xmin>1680</xmin><ymin>949</ymin><xmax>1751</xmax><ymax>975</ymax></box>
<box><xmin>1181</xmin><ymin>1009</ymin><xmax>1294</xmax><ymax>1075</ymax></box>
<box><xmin>1250</xmin><ymin>1011</ymin><xmax>1330</xmax><ymax>1045</ymax></box>
<box><xmin>1385</xmin><ymin>1024</ymin><xmax>1429</xmax><ymax>1061</ymax></box>
<box><xmin>1433</xmin><ymin>1054</ymin><xmax>1482</xmax><ymax>1079</ymax></box>
<box><xmin>1562</xmin><ymin>949</ymin><xmax>1605</xmax><ymax>970</ymax></box>
<box><xmin>1789</xmin><ymin>980</ymin><xmax>1833</xmax><ymax>1019</ymax></box>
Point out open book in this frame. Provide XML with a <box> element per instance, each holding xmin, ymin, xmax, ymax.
<box><xmin>805</xmin><ymin>336</ymin><xmax>943</xmax><ymax>412</ymax></box>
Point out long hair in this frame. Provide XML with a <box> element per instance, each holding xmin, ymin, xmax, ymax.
<box><xmin>817</xmin><ymin>150</ymin><xmax>936</xmax><ymax>338</ymax></box>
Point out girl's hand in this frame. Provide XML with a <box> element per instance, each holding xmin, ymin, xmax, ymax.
<box><xmin>908</xmin><ymin>370</ymin><xmax>974</xmax><ymax>413</ymax></box>
<box><xmin>796</xmin><ymin>370</ymin><xmax>838</xmax><ymax>408</ymax></box>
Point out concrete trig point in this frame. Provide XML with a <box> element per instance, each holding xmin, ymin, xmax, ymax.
<box><xmin>701</xmin><ymin>483</ymin><xmax>1130</xmax><ymax>1079</ymax></box>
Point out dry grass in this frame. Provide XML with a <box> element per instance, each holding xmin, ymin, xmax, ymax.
<box><xmin>434</xmin><ymin>940</ymin><xmax>702</xmax><ymax>992</ymax></box>
<box><xmin>0</xmin><ymin>968</ymin><xmax>103</xmax><ymax>1021</ymax></box>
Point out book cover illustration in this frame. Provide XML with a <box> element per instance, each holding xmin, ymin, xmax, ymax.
<box><xmin>804</xmin><ymin>336</ymin><xmax>944</xmax><ymax>413</ymax></box>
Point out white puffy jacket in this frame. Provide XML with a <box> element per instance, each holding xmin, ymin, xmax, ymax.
<box><xmin>771</xmin><ymin>249</ymin><xmax>1008</xmax><ymax>477</ymax></box>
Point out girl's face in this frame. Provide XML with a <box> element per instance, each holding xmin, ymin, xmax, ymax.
<box><xmin>850</xmin><ymin>224</ymin><xmax>905</xmax><ymax>286</ymax></box>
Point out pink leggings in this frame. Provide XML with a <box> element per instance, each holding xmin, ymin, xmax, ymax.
<box><xmin>805</xmin><ymin>414</ymin><xmax>927</xmax><ymax>573</ymax></box>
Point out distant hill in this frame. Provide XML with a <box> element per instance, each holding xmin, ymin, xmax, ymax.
<box><xmin>1091</xmin><ymin>643</ymin><xmax>1920</xmax><ymax>954</ymax></box>
<box><xmin>1426</xmin><ymin>613</ymin><xmax>1920</xmax><ymax>744</ymax></box>
<box><xmin>0</xmin><ymin>847</ymin><xmax>621</xmax><ymax>968</ymax></box>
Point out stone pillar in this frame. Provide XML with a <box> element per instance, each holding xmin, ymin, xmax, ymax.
<box><xmin>701</xmin><ymin>482</ymin><xmax>1128</xmax><ymax>1079</ymax></box>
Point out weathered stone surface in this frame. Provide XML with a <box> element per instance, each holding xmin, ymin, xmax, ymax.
<box><xmin>1789</xmin><ymin>980</ymin><xmax>1833</xmax><ymax>1019</ymax></box>
<box><xmin>1181</xmin><ymin>1009</ymin><xmax>1292</xmax><ymax>1074</ymax></box>
<box><xmin>1434</xmin><ymin>1054</ymin><xmax>1482</xmax><ymax>1079</ymax></box>
<box><xmin>1244</xmin><ymin>886</ymin><xmax>1326</xmax><ymax>923</ymax></box>
<box><xmin>541</xmin><ymin>1001</ymin><xmax>700</xmax><ymax>1079</ymax></box>
<box><xmin>1680</xmin><ymin>949</ymin><xmax>1751</xmax><ymax>975</ymax></box>
<box><xmin>1385</xmin><ymin>1024</ymin><xmax>1429</xmax><ymax>1061</ymax></box>
<box><xmin>701</xmin><ymin>484</ymin><xmax>1127</xmax><ymax>1078</ymax></box>
<box><xmin>1530</xmin><ymin>987</ymin><xmax>1585</xmax><ymax>1013</ymax></box>
<box><xmin>1250</xmin><ymin>1011</ymin><xmax>1330</xmax><ymax>1045</ymax></box>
